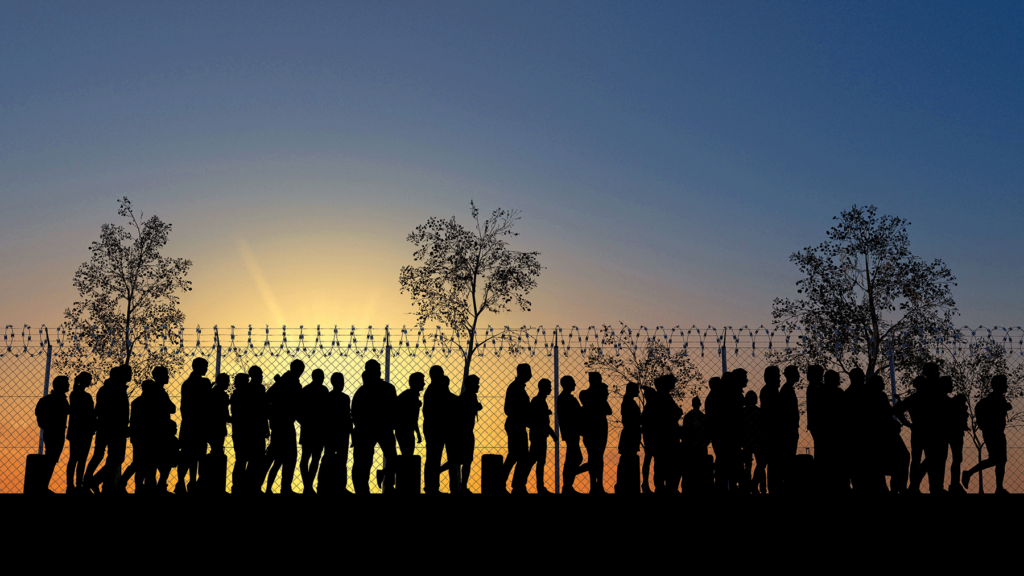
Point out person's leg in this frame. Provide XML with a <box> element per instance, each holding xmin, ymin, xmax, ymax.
<box><xmin>461</xmin><ymin>432</ymin><xmax>475</xmax><ymax>492</ymax></box>
<box><xmin>232</xmin><ymin>442</ymin><xmax>249</xmax><ymax>494</ymax></box>
<box><xmin>339</xmin><ymin>432</ymin><xmax>350</xmax><ymax>494</ymax></box>
<box><xmin>510</xmin><ymin>428</ymin><xmax>532</xmax><ymax>492</ymax></box>
<box><xmin>308</xmin><ymin>444</ymin><xmax>324</xmax><ymax>492</ymax></box>
<box><xmin>908</xmin><ymin>433</ymin><xmax>923</xmax><ymax>493</ymax></box>
<box><xmin>280</xmin><ymin>427</ymin><xmax>297</xmax><ymax>494</ymax></box>
<box><xmin>563</xmin><ymin>438</ymin><xmax>581</xmax><ymax>492</ymax></box>
<box><xmin>84</xmin><ymin>433</ymin><xmax>108</xmax><ymax>490</ymax></box>
<box><xmin>424</xmin><ymin>426</ymin><xmax>441</xmax><ymax>493</ymax></box>
<box><xmin>104</xmin><ymin>437</ymin><xmax>126</xmax><ymax>493</ymax></box>
<box><xmin>533</xmin><ymin>440</ymin><xmax>548</xmax><ymax>493</ymax></box>
<box><xmin>501</xmin><ymin>423</ymin><xmax>520</xmax><ymax>486</ymax></box>
<box><xmin>396</xmin><ymin>429</ymin><xmax>413</xmax><ymax>458</ymax></box>
<box><xmin>590</xmin><ymin>440</ymin><xmax>607</xmax><ymax>494</ymax></box>
<box><xmin>381</xmin><ymin>432</ymin><xmax>397</xmax><ymax>492</ymax></box>
<box><xmin>928</xmin><ymin>441</ymin><xmax>948</xmax><ymax>493</ymax></box>
<box><xmin>299</xmin><ymin>443</ymin><xmax>312</xmax><ymax>491</ymax></box>
<box><xmin>641</xmin><ymin>450</ymin><xmax>653</xmax><ymax>493</ymax></box>
<box><xmin>949</xmin><ymin>436</ymin><xmax>964</xmax><ymax>491</ymax></box>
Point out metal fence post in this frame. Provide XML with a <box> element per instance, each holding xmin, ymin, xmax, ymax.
<box><xmin>721</xmin><ymin>344</ymin><xmax>728</xmax><ymax>375</ymax></box>
<box><xmin>888</xmin><ymin>336</ymin><xmax>898</xmax><ymax>406</ymax></box>
<box><xmin>384</xmin><ymin>326</ymin><xmax>391</xmax><ymax>384</ymax></box>
<box><xmin>553</xmin><ymin>343</ymin><xmax>560</xmax><ymax>495</ymax></box>
<box><xmin>38</xmin><ymin>343</ymin><xmax>52</xmax><ymax>455</ymax></box>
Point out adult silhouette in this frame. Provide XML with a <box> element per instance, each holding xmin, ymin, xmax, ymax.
<box><xmin>202</xmin><ymin>372</ymin><xmax>231</xmax><ymax>493</ymax></box>
<box><xmin>640</xmin><ymin>385</ymin><xmax>658</xmax><ymax>493</ymax></box>
<box><xmin>35</xmin><ymin>375</ymin><xmax>70</xmax><ymax>493</ymax></box>
<box><xmin>775</xmin><ymin>366</ymin><xmax>801</xmax><ymax>494</ymax></box>
<box><xmin>321</xmin><ymin>372</ymin><xmax>352</xmax><ymax>495</ymax></box>
<box><xmin>805</xmin><ymin>364</ymin><xmax>825</xmax><ymax>465</ymax></box>
<box><xmin>451</xmin><ymin>374</ymin><xmax>483</xmax><ymax>493</ymax></box>
<box><xmin>843</xmin><ymin>368</ymin><xmax>877</xmax><ymax>492</ymax></box>
<box><xmin>230</xmin><ymin>367</ymin><xmax>268</xmax><ymax>494</ymax></box>
<box><xmin>176</xmin><ymin>358</ymin><xmax>211</xmax><ymax>494</ymax></box>
<box><xmin>558</xmin><ymin>375</ymin><xmax>584</xmax><ymax>494</ymax></box>
<box><xmin>962</xmin><ymin>375</ymin><xmax>1012</xmax><ymax>494</ymax></box>
<box><xmin>502</xmin><ymin>364</ymin><xmax>533</xmax><ymax>494</ymax></box>
<box><xmin>351</xmin><ymin>360</ymin><xmax>398</xmax><ymax>494</ymax></box>
<box><xmin>299</xmin><ymin>369</ymin><xmax>330</xmax><ymax>494</ymax></box>
<box><xmin>527</xmin><ymin>379</ymin><xmax>557</xmax><ymax>494</ymax></box>
<box><xmin>651</xmin><ymin>374</ymin><xmax>682</xmax><ymax>493</ymax></box>
<box><xmin>87</xmin><ymin>365</ymin><xmax>131</xmax><ymax>494</ymax></box>
<box><xmin>703</xmin><ymin>376</ymin><xmax>723</xmax><ymax>490</ymax></box>
<box><xmin>681</xmin><ymin>396</ymin><xmax>709</xmax><ymax>493</ymax></box>
<box><xmin>424</xmin><ymin>367</ymin><xmax>457</xmax><ymax>493</ymax></box>
<box><xmin>614</xmin><ymin>382</ymin><xmax>641</xmax><ymax>495</ymax></box>
<box><xmin>396</xmin><ymin>372</ymin><xmax>424</xmax><ymax>458</ymax></box>
<box><xmin>872</xmin><ymin>374</ymin><xmax>908</xmax><ymax>493</ymax></box>
<box><xmin>947</xmin><ymin>381</ymin><xmax>968</xmax><ymax>493</ymax></box>
<box><xmin>265</xmin><ymin>359</ymin><xmax>304</xmax><ymax>494</ymax></box>
<box><xmin>129</xmin><ymin>367</ymin><xmax>176</xmax><ymax>494</ymax></box>
<box><xmin>742</xmin><ymin>390</ymin><xmax>765</xmax><ymax>494</ymax></box>
<box><xmin>66</xmin><ymin>371</ymin><xmax>95</xmax><ymax>494</ymax></box>
<box><xmin>895</xmin><ymin>375</ymin><xmax>935</xmax><ymax>493</ymax></box>
<box><xmin>579</xmin><ymin>372</ymin><xmax>611</xmax><ymax>494</ymax></box>
<box><xmin>759</xmin><ymin>367</ymin><xmax>780</xmax><ymax>493</ymax></box>
<box><xmin>817</xmin><ymin>369</ymin><xmax>846</xmax><ymax>491</ymax></box>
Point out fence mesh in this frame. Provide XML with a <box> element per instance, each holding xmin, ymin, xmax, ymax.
<box><xmin>4</xmin><ymin>323</ymin><xmax>1023</xmax><ymax>494</ymax></box>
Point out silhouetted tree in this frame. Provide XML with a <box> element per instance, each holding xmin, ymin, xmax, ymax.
<box><xmin>771</xmin><ymin>205</ymin><xmax>957</xmax><ymax>385</ymax></box>
<box><xmin>936</xmin><ymin>336</ymin><xmax>1024</xmax><ymax>493</ymax></box>
<box><xmin>399</xmin><ymin>201</ymin><xmax>543</xmax><ymax>383</ymax></box>
<box><xmin>56</xmin><ymin>197</ymin><xmax>192</xmax><ymax>387</ymax></box>
<box><xmin>584</xmin><ymin>323</ymin><xmax>705</xmax><ymax>409</ymax></box>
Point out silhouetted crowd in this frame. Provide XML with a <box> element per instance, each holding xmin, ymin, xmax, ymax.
<box><xmin>32</xmin><ymin>357</ymin><xmax>1012</xmax><ymax>495</ymax></box>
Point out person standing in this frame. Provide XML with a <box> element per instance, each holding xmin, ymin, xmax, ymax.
<box><xmin>395</xmin><ymin>372</ymin><xmax>425</xmax><ymax>458</ymax></box>
<box><xmin>66</xmin><ymin>372</ymin><xmax>95</xmax><ymax>494</ymax></box>
<box><xmin>580</xmin><ymin>372</ymin><xmax>611</xmax><ymax>494</ymax></box>
<box><xmin>527</xmin><ymin>379</ymin><xmax>557</xmax><ymax>493</ymax></box>
<box><xmin>502</xmin><ymin>364</ymin><xmax>533</xmax><ymax>494</ymax></box>
<box><xmin>775</xmin><ymin>366</ymin><xmax>801</xmax><ymax>493</ymax></box>
<box><xmin>615</xmin><ymin>382</ymin><xmax>641</xmax><ymax>494</ymax></box>
<box><xmin>423</xmin><ymin>367</ymin><xmax>456</xmax><ymax>493</ymax></box>
<box><xmin>176</xmin><ymin>358</ymin><xmax>211</xmax><ymax>494</ymax></box>
<box><xmin>298</xmin><ymin>369</ymin><xmax>330</xmax><ymax>494</ymax></box>
<box><xmin>322</xmin><ymin>372</ymin><xmax>352</xmax><ymax>495</ymax></box>
<box><xmin>89</xmin><ymin>365</ymin><xmax>132</xmax><ymax>494</ymax></box>
<box><xmin>557</xmin><ymin>375</ymin><xmax>584</xmax><ymax>494</ymax></box>
<box><xmin>230</xmin><ymin>367</ymin><xmax>268</xmax><ymax>494</ymax></box>
<box><xmin>452</xmin><ymin>374</ymin><xmax>483</xmax><ymax>494</ymax></box>
<box><xmin>963</xmin><ymin>375</ymin><xmax>1012</xmax><ymax>494</ymax></box>
<box><xmin>264</xmin><ymin>359</ymin><xmax>304</xmax><ymax>494</ymax></box>
<box><xmin>351</xmin><ymin>360</ymin><xmax>398</xmax><ymax>494</ymax></box>
<box><xmin>35</xmin><ymin>375</ymin><xmax>70</xmax><ymax>492</ymax></box>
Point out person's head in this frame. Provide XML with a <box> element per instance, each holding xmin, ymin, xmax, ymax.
<box><xmin>331</xmin><ymin>372</ymin><xmax>345</xmax><ymax>391</ymax></box>
<box><xmin>745</xmin><ymin>390</ymin><xmax>757</xmax><ymax>408</ymax></box>
<box><xmin>764</xmin><ymin>366</ymin><xmax>781</xmax><ymax>388</ymax></box>
<box><xmin>538</xmin><ymin>378</ymin><xmax>552</xmax><ymax>397</ymax></box>
<box><xmin>923</xmin><ymin>362</ymin><xmax>940</xmax><ymax>381</ymax></box>
<box><xmin>215</xmin><ymin>372</ymin><xmax>230</xmax><ymax>390</ymax></box>
<box><xmin>560</xmin><ymin>375</ymin><xmax>576</xmax><ymax>393</ymax></box>
<box><xmin>992</xmin><ymin>374</ymin><xmax>1008</xmax><ymax>395</ymax></box>
<box><xmin>808</xmin><ymin>365</ymin><xmax>824</xmax><ymax>384</ymax></box>
<box><xmin>588</xmin><ymin>372</ymin><xmax>603</xmax><ymax>387</ymax></box>
<box><xmin>409</xmin><ymin>372</ymin><xmax>425</xmax><ymax>392</ymax></box>
<box><xmin>192</xmin><ymin>358</ymin><xmax>208</xmax><ymax>376</ymax></box>
<box><xmin>73</xmin><ymin>371</ymin><xmax>93</xmax><ymax>391</ymax></box>
<box><xmin>654</xmin><ymin>374</ymin><xmax>677</xmax><ymax>394</ymax></box>
<box><xmin>52</xmin><ymin>375</ymin><xmax>70</xmax><ymax>395</ymax></box>
<box><xmin>732</xmin><ymin>369</ymin><xmax>748</xmax><ymax>389</ymax></box>
<box><xmin>784</xmin><ymin>365</ymin><xmax>800</xmax><ymax>385</ymax></box>
<box><xmin>290</xmin><ymin>359</ymin><xmax>306</xmax><ymax>376</ymax></box>
<box><xmin>248</xmin><ymin>365</ymin><xmax>263</xmax><ymax>385</ymax></box>
<box><xmin>516</xmin><ymin>363</ymin><xmax>532</xmax><ymax>382</ymax></box>
<box><xmin>429</xmin><ymin>365</ymin><xmax>444</xmax><ymax>383</ymax></box>
<box><xmin>311</xmin><ymin>368</ymin><xmax>325</xmax><ymax>385</ymax></box>
<box><xmin>463</xmin><ymin>375</ymin><xmax>480</xmax><ymax>395</ymax></box>
<box><xmin>141</xmin><ymin>379</ymin><xmax>155</xmax><ymax>394</ymax></box>
<box><xmin>708</xmin><ymin>377</ymin><xmax>721</xmax><ymax>391</ymax></box>
<box><xmin>642</xmin><ymin>386</ymin><xmax>656</xmax><ymax>402</ymax></box>
<box><xmin>152</xmin><ymin>366</ymin><xmax>169</xmax><ymax>386</ymax></box>
<box><xmin>364</xmin><ymin>359</ymin><xmax>381</xmax><ymax>380</ymax></box>
<box><xmin>234</xmin><ymin>373</ymin><xmax>249</xmax><ymax>388</ymax></box>
<box><xmin>868</xmin><ymin>374</ymin><xmax>886</xmax><ymax>392</ymax></box>
<box><xmin>625</xmin><ymin>382</ymin><xmax>639</xmax><ymax>399</ymax></box>
<box><xmin>849</xmin><ymin>368</ymin><xmax>865</xmax><ymax>387</ymax></box>
<box><xmin>824</xmin><ymin>370</ymin><xmax>840</xmax><ymax>388</ymax></box>
<box><xmin>939</xmin><ymin>375</ymin><xmax>953</xmax><ymax>395</ymax></box>
<box><xmin>691</xmin><ymin>397</ymin><xmax>702</xmax><ymax>410</ymax></box>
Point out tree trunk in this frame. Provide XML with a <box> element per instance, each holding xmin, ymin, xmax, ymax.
<box><xmin>461</xmin><ymin>331</ymin><xmax>474</xmax><ymax>394</ymax></box>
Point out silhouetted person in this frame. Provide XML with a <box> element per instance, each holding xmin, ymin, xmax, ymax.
<box><xmin>66</xmin><ymin>371</ymin><xmax>95</xmax><ymax>494</ymax></box>
<box><xmin>558</xmin><ymin>375</ymin><xmax>584</xmax><ymax>494</ymax></box>
<box><xmin>579</xmin><ymin>371</ymin><xmax>611</xmax><ymax>494</ymax></box>
<box><xmin>298</xmin><ymin>369</ymin><xmax>330</xmax><ymax>494</ymax></box>
<box><xmin>35</xmin><ymin>375</ymin><xmax>70</xmax><ymax>492</ymax></box>
<box><xmin>873</xmin><ymin>374</ymin><xmax>909</xmax><ymax>493</ymax></box>
<box><xmin>159</xmin><ymin>420</ymin><xmax>179</xmax><ymax>493</ymax></box>
<box><xmin>321</xmin><ymin>372</ymin><xmax>352</xmax><ymax>495</ymax></box>
<box><xmin>230</xmin><ymin>367</ymin><xmax>268</xmax><ymax>494</ymax></box>
<box><xmin>265</xmin><ymin>359</ymin><xmax>304</xmax><ymax>494</ymax></box>
<box><xmin>805</xmin><ymin>364</ymin><xmax>825</xmax><ymax>463</ymax></box>
<box><xmin>613</xmin><ymin>382</ymin><xmax>641</xmax><ymax>494</ymax></box>
<box><xmin>351</xmin><ymin>360</ymin><xmax>398</xmax><ymax>494</ymax></box>
<box><xmin>207</xmin><ymin>373</ymin><xmax>231</xmax><ymax>456</ymax></box>
<box><xmin>742</xmin><ymin>390</ymin><xmax>765</xmax><ymax>494</ymax></box>
<box><xmin>702</xmin><ymin>376</ymin><xmax>723</xmax><ymax>491</ymax></box>
<box><xmin>424</xmin><ymin>366</ymin><xmax>457</xmax><ymax>493</ymax></box>
<box><xmin>681</xmin><ymin>396</ymin><xmax>709</xmax><ymax>493</ymax></box>
<box><xmin>87</xmin><ymin>364</ymin><xmax>131</xmax><ymax>494</ymax></box>
<box><xmin>814</xmin><ymin>369</ymin><xmax>845</xmax><ymax>491</ymax></box>
<box><xmin>176</xmin><ymin>358</ymin><xmax>211</xmax><ymax>494</ymax></box>
<box><xmin>396</xmin><ymin>372</ymin><xmax>424</xmax><ymax>458</ymax></box>
<box><xmin>451</xmin><ymin>374</ymin><xmax>483</xmax><ymax>493</ymax></box>
<box><xmin>775</xmin><ymin>366</ymin><xmax>801</xmax><ymax>493</ymax></box>
<box><xmin>527</xmin><ymin>379</ymin><xmax>557</xmax><ymax>494</ymax></box>
<box><xmin>502</xmin><ymin>364</ymin><xmax>533</xmax><ymax>494</ymax></box>
<box><xmin>947</xmin><ymin>381</ymin><xmax>968</xmax><ymax>493</ymax></box>
<box><xmin>963</xmin><ymin>375</ymin><xmax>1012</xmax><ymax>494</ymax></box>
<box><xmin>651</xmin><ymin>374</ymin><xmax>682</xmax><ymax>493</ymax></box>
<box><xmin>843</xmin><ymin>368</ymin><xmax>878</xmax><ymax>492</ymax></box>
<box><xmin>640</xmin><ymin>385</ymin><xmax>657</xmax><ymax>493</ymax></box>
<box><xmin>127</xmin><ymin>366</ymin><xmax>176</xmax><ymax>494</ymax></box>
<box><xmin>895</xmin><ymin>374</ymin><xmax>939</xmax><ymax>493</ymax></box>
<box><xmin>759</xmin><ymin>366</ymin><xmax>779</xmax><ymax>493</ymax></box>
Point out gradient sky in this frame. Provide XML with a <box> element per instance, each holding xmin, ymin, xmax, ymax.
<box><xmin>2</xmin><ymin>1</ymin><xmax>1022</xmax><ymax>332</ymax></box>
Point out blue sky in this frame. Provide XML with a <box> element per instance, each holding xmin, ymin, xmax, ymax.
<box><xmin>1</xmin><ymin>1</ymin><xmax>1021</xmax><ymax>330</ymax></box>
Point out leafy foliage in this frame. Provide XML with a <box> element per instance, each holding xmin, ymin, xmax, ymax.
<box><xmin>399</xmin><ymin>201</ymin><xmax>542</xmax><ymax>381</ymax></box>
<box><xmin>55</xmin><ymin>198</ymin><xmax>192</xmax><ymax>386</ymax></box>
<box><xmin>771</xmin><ymin>205</ymin><xmax>957</xmax><ymax>388</ymax></box>
<box><xmin>584</xmin><ymin>323</ymin><xmax>705</xmax><ymax>410</ymax></box>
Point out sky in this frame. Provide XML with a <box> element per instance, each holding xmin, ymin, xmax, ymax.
<box><xmin>2</xmin><ymin>1</ymin><xmax>1022</xmax><ymax>333</ymax></box>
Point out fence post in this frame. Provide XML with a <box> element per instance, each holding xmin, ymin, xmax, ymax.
<box><xmin>888</xmin><ymin>336</ymin><xmax>898</xmax><ymax>406</ymax></box>
<box><xmin>383</xmin><ymin>326</ymin><xmax>390</xmax><ymax>488</ymax></box>
<box><xmin>38</xmin><ymin>343</ymin><xmax>52</xmax><ymax>456</ymax></box>
<box><xmin>553</xmin><ymin>343</ymin><xmax>560</xmax><ymax>495</ymax></box>
<box><xmin>721</xmin><ymin>343</ymin><xmax>728</xmax><ymax>375</ymax></box>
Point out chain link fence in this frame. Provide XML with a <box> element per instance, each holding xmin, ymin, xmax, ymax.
<box><xmin>3</xmin><ymin>323</ymin><xmax>1023</xmax><ymax>494</ymax></box>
